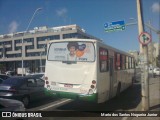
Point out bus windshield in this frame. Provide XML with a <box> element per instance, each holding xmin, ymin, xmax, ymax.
<box><xmin>48</xmin><ymin>41</ymin><xmax>95</xmax><ymax>62</ymax></box>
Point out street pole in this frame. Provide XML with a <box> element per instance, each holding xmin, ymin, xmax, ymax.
<box><xmin>158</xmin><ymin>1</ymin><xmax>160</xmax><ymax>67</ymax></box>
<box><xmin>21</xmin><ymin>8</ymin><xmax>42</xmax><ymax>76</ymax></box>
<box><xmin>158</xmin><ymin>32</ymin><xmax>160</xmax><ymax>66</ymax></box>
<box><xmin>136</xmin><ymin>0</ymin><xmax>149</xmax><ymax>111</ymax></box>
<box><xmin>148</xmin><ymin>21</ymin><xmax>154</xmax><ymax>67</ymax></box>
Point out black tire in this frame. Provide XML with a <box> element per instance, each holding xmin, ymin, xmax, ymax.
<box><xmin>116</xmin><ymin>83</ymin><xmax>121</xmax><ymax>97</ymax></box>
<box><xmin>22</xmin><ymin>96</ymin><xmax>30</xmax><ymax>107</ymax></box>
<box><xmin>131</xmin><ymin>76</ymin><xmax>135</xmax><ymax>86</ymax></box>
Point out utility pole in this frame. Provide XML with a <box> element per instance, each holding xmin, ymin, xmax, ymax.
<box><xmin>148</xmin><ymin>21</ymin><xmax>154</xmax><ymax>66</ymax></box>
<box><xmin>136</xmin><ymin>0</ymin><xmax>149</xmax><ymax>111</ymax></box>
<box><xmin>21</xmin><ymin>8</ymin><xmax>42</xmax><ymax>76</ymax></box>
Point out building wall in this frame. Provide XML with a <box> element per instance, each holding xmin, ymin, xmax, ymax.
<box><xmin>0</xmin><ymin>24</ymin><xmax>99</xmax><ymax>73</ymax></box>
<box><xmin>148</xmin><ymin>42</ymin><xmax>160</xmax><ymax>66</ymax></box>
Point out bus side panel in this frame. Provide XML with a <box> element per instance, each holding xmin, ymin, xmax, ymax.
<box><xmin>115</xmin><ymin>69</ymin><xmax>134</xmax><ymax>93</ymax></box>
<box><xmin>96</xmin><ymin>44</ymin><xmax>110</xmax><ymax>103</ymax></box>
<box><xmin>97</xmin><ymin>71</ymin><xmax>110</xmax><ymax>103</ymax></box>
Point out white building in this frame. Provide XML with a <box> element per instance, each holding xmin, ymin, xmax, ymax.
<box><xmin>0</xmin><ymin>24</ymin><xmax>100</xmax><ymax>73</ymax></box>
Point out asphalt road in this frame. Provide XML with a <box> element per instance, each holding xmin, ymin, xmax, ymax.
<box><xmin>3</xmin><ymin>70</ymin><xmax>160</xmax><ymax>120</ymax></box>
<box><xmin>27</xmin><ymin>85</ymin><xmax>141</xmax><ymax>113</ymax></box>
<box><xmin>25</xmin><ymin>76</ymin><xmax>142</xmax><ymax>120</ymax></box>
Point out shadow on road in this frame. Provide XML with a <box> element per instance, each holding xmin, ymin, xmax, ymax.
<box><xmin>56</xmin><ymin>83</ymin><xmax>141</xmax><ymax>112</ymax></box>
<box><xmin>150</xmin><ymin>104</ymin><xmax>160</xmax><ymax>111</ymax></box>
<box><xmin>27</xmin><ymin>96</ymin><xmax>58</xmax><ymax>109</ymax></box>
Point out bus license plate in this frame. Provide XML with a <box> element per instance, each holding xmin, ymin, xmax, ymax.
<box><xmin>64</xmin><ymin>84</ymin><xmax>73</xmax><ymax>88</ymax></box>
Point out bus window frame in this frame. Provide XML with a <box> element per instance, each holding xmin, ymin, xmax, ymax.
<box><xmin>99</xmin><ymin>47</ymin><xmax>108</xmax><ymax>72</ymax></box>
<box><xmin>115</xmin><ymin>53</ymin><xmax>121</xmax><ymax>70</ymax></box>
<box><xmin>125</xmin><ymin>56</ymin><xmax>129</xmax><ymax>69</ymax></box>
<box><xmin>122</xmin><ymin>55</ymin><xmax>126</xmax><ymax>70</ymax></box>
<box><xmin>47</xmin><ymin>41</ymin><xmax>96</xmax><ymax>63</ymax></box>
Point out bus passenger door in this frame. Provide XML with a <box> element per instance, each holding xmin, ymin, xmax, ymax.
<box><xmin>109</xmin><ymin>57</ymin><xmax>114</xmax><ymax>98</ymax></box>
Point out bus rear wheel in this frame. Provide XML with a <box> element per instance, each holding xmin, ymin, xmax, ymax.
<box><xmin>116</xmin><ymin>83</ymin><xmax>121</xmax><ymax>97</ymax></box>
<box><xmin>22</xmin><ymin>96</ymin><xmax>30</xmax><ymax>107</ymax></box>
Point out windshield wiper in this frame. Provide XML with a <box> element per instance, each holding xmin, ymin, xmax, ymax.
<box><xmin>62</xmin><ymin>61</ymin><xmax>77</xmax><ymax>64</ymax></box>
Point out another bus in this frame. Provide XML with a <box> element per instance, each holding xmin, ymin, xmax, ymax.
<box><xmin>44</xmin><ymin>39</ymin><xmax>135</xmax><ymax>103</ymax></box>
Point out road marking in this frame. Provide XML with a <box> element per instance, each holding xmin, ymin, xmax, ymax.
<box><xmin>39</xmin><ymin>99</ymin><xmax>71</xmax><ymax>110</ymax></box>
<box><xmin>122</xmin><ymin>117</ymin><xmax>128</xmax><ymax>120</ymax></box>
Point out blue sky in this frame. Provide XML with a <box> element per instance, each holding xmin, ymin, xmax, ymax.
<box><xmin>0</xmin><ymin>0</ymin><xmax>159</xmax><ymax>52</ymax></box>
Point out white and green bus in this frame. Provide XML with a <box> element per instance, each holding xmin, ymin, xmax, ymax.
<box><xmin>44</xmin><ymin>39</ymin><xmax>135</xmax><ymax>103</ymax></box>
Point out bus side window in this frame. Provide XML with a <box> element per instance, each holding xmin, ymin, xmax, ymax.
<box><xmin>131</xmin><ymin>57</ymin><xmax>134</xmax><ymax>68</ymax></box>
<box><xmin>128</xmin><ymin>57</ymin><xmax>131</xmax><ymax>69</ymax></box>
<box><xmin>126</xmin><ymin>56</ymin><xmax>128</xmax><ymax>69</ymax></box>
<box><xmin>99</xmin><ymin>48</ymin><xmax>108</xmax><ymax>72</ymax></box>
<box><xmin>116</xmin><ymin>53</ymin><xmax>121</xmax><ymax>70</ymax></box>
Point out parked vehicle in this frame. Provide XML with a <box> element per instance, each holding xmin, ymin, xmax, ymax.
<box><xmin>17</xmin><ymin>68</ymin><xmax>31</xmax><ymax>76</ymax></box>
<box><xmin>0</xmin><ymin>74</ymin><xmax>10</xmax><ymax>80</ymax></box>
<box><xmin>148</xmin><ymin>67</ymin><xmax>154</xmax><ymax>74</ymax></box>
<box><xmin>5</xmin><ymin>71</ymin><xmax>16</xmax><ymax>76</ymax></box>
<box><xmin>0</xmin><ymin>74</ymin><xmax>10</xmax><ymax>84</ymax></box>
<box><xmin>0</xmin><ymin>76</ymin><xmax>45</xmax><ymax>107</ymax></box>
<box><xmin>153</xmin><ymin>68</ymin><xmax>160</xmax><ymax>76</ymax></box>
<box><xmin>27</xmin><ymin>73</ymin><xmax>44</xmax><ymax>79</ymax></box>
<box><xmin>0</xmin><ymin>98</ymin><xmax>25</xmax><ymax>111</ymax></box>
<box><xmin>0</xmin><ymin>78</ymin><xmax>4</xmax><ymax>84</ymax></box>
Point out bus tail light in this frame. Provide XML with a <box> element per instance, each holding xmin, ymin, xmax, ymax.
<box><xmin>44</xmin><ymin>76</ymin><xmax>48</xmax><ymax>80</ymax></box>
<box><xmin>90</xmin><ymin>85</ymin><xmax>95</xmax><ymax>89</ymax></box>
<box><xmin>46</xmin><ymin>81</ymin><xmax>49</xmax><ymax>84</ymax></box>
<box><xmin>9</xmin><ymin>86</ymin><xmax>17</xmax><ymax>92</ymax></box>
<box><xmin>92</xmin><ymin>80</ymin><xmax>96</xmax><ymax>84</ymax></box>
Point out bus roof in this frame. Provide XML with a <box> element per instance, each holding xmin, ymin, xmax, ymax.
<box><xmin>48</xmin><ymin>38</ymin><xmax>134</xmax><ymax>58</ymax></box>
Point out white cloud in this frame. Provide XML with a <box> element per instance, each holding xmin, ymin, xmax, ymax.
<box><xmin>151</xmin><ymin>2</ymin><xmax>160</xmax><ymax>13</ymax></box>
<box><xmin>56</xmin><ymin>8</ymin><xmax>68</xmax><ymax>17</ymax></box>
<box><xmin>8</xmin><ymin>21</ymin><xmax>19</xmax><ymax>33</ymax></box>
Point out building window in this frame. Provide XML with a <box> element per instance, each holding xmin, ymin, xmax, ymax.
<box><xmin>37</xmin><ymin>44</ymin><xmax>46</xmax><ymax>49</ymax></box>
<box><xmin>15</xmin><ymin>39</ymin><xmax>22</xmax><ymax>44</ymax></box>
<box><xmin>37</xmin><ymin>35</ymin><xmax>60</xmax><ymax>42</ymax></box>
<box><xmin>24</xmin><ymin>38</ymin><xmax>34</xmax><ymax>43</ymax></box>
<box><xmin>6</xmin><ymin>54</ymin><xmax>15</xmax><ymax>58</ymax></box>
<box><xmin>63</xmin><ymin>33</ymin><xmax>79</xmax><ymax>39</ymax></box>
<box><xmin>48</xmin><ymin>35</ymin><xmax>60</xmax><ymax>40</ymax></box>
<box><xmin>63</xmin><ymin>33</ymin><xmax>92</xmax><ymax>39</ymax></box>
<box><xmin>4</xmin><ymin>41</ymin><xmax>12</xmax><ymax>45</ymax></box>
<box><xmin>15</xmin><ymin>46</ymin><xmax>22</xmax><ymax>50</ymax></box>
<box><xmin>41</xmin><ymin>51</ymin><xmax>46</xmax><ymax>56</ymax></box>
<box><xmin>6</xmin><ymin>47</ymin><xmax>12</xmax><ymax>51</ymax></box>
<box><xmin>26</xmin><ymin>52</ymin><xmax>40</xmax><ymax>57</ymax></box>
<box><xmin>15</xmin><ymin>53</ymin><xmax>22</xmax><ymax>57</ymax></box>
<box><xmin>26</xmin><ymin>45</ymin><xmax>34</xmax><ymax>50</ymax></box>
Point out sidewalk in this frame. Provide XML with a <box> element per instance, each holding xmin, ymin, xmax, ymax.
<box><xmin>131</xmin><ymin>77</ymin><xmax>160</xmax><ymax>120</ymax></box>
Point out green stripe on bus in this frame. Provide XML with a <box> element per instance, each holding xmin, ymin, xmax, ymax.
<box><xmin>44</xmin><ymin>89</ymin><xmax>97</xmax><ymax>102</ymax></box>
